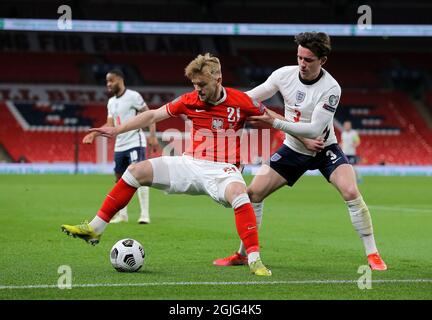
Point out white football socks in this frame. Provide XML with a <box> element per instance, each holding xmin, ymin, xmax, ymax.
<box><xmin>118</xmin><ymin>206</ymin><xmax>128</xmax><ymax>218</ymax></box>
<box><xmin>137</xmin><ymin>186</ymin><xmax>150</xmax><ymax>221</ymax></box>
<box><xmin>346</xmin><ymin>196</ymin><xmax>378</xmax><ymax>255</ymax></box>
<box><xmin>231</xmin><ymin>193</ymin><xmax>250</xmax><ymax>209</ymax></box>
<box><xmin>89</xmin><ymin>216</ymin><xmax>107</xmax><ymax>234</ymax></box>
<box><xmin>236</xmin><ymin>197</ymin><xmax>378</xmax><ymax>258</ymax></box>
<box><xmin>247</xmin><ymin>251</ymin><xmax>260</xmax><ymax>265</ymax></box>
<box><xmin>239</xmin><ymin>202</ymin><xmax>264</xmax><ymax>257</ymax></box>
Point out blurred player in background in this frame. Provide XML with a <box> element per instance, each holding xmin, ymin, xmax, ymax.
<box><xmin>215</xmin><ymin>32</ymin><xmax>387</xmax><ymax>271</ymax></box>
<box><xmin>62</xmin><ymin>53</ymin><xmax>272</xmax><ymax>276</ymax></box>
<box><xmin>82</xmin><ymin>69</ymin><xmax>158</xmax><ymax>224</ymax></box>
<box><xmin>341</xmin><ymin>120</ymin><xmax>362</xmax><ymax>183</ymax></box>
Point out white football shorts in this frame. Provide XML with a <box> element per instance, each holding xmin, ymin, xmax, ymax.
<box><xmin>148</xmin><ymin>155</ymin><xmax>245</xmax><ymax>207</ymax></box>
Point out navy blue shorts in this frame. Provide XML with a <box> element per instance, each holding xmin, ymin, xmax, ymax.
<box><xmin>346</xmin><ymin>155</ymin><xmax>359</xmax><ymax>165</ymax></box>
<box><xmin>114</xmin><ymin>147</ymin><xmax>146</xmax><ymax>174</ymax></box>
<box><xmin>269</xmin><ymin>143</ymin><xmax>349</xmax><ymax>186</ymax></box>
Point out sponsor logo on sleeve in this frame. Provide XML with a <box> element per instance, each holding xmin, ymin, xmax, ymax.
<box><xmin>322</xmin><ymin>103</ymin><xmax>336</xmax><ymax>113</ymax></box>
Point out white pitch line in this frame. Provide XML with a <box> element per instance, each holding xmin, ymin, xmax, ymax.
<box><xmin>1</xmin><ymin>279</ymin><xmax>431</xmax><ymax>290</ymax></box>
<box><xmin>369</xmin><ymin>206</ymin><xmax>432</xmax><ymax>213</ymax></box>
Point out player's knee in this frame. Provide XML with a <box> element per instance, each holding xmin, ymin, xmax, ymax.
<box><xmin>342</xmin><ymin>185</ymin><xmax>360</xmax><ymax>201</ymax></box>
<box><xmin>225</xmin><ymin>182</ymin><xmax>248</xmax><ymax>202</ymax></box>
<box><xmin>126</xmin><ymin>161</ymin><xmax>153</xmax><ymax>186</ymax></box>
<box><xmin>126</xmin><ymin>163</ymin><xmax>138</xmax><ymax>175</ymax></box>
<box><xmin>230</xmin><ymin>184</ymin><xmax>247</xmax><ymax>199</ymax></box>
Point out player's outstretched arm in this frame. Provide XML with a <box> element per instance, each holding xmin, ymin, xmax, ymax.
<box><xmin>139</xmin><ymin>105</ymin><xmax>159</xmax><ymax>148</ymax></box>
<box><xmin>246</xmin><ymin>80</ymin><xmax>278</xmax><ymax>102</ymax></box>
<box><xmin>249</xmin><ymin>109</ymin><xmax>324</xmax><ymax>151</ymax></box>
<box><xmin>248</xmin><ymin>108</ymin><xmax>285</xmax><ymax>126</ymax></box>
<box><xmin>249</xmin><ymin>107</ymin><xmax>333</xmax><ymax>139</ymax></box>
<box><xmin>83</xmin><ymin>117</ymin><xmax>115</xmax><ymax>144</ymax></box>
<box><xmin>89</xmin><ymin>105</ymin><xmax>170</xmax><ymax>139</ymax></box>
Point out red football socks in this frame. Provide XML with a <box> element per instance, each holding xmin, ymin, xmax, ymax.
<box><xmin>97</xmin><ymin>179</ymin><xmax>137</xmax><ymax>222</ymax></box>
<box><xmin>234</xmin><ymin>203</ymin><xmax>259</xmax><ymax>254</ymax></box>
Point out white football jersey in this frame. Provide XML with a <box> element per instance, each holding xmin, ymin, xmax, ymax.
<box><xmin>247</xmin><ymin>66</ymin><xmax>341</xmax><ymax>156</ymax></box>
<box><xmin>107</xmin><ymin>89</ymin><xmax>148</xmax><ymax>152</ymax></box>
<box><xmin>341</xmin><ymin>130</ymin><xmax>360</xmax><ymax>156</ymax></box>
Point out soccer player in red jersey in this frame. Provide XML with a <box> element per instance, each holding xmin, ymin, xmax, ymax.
<box><xmin>61</xmin><ymin>53</ymin><xmax>271</xmax><ymax>276</ymax></box>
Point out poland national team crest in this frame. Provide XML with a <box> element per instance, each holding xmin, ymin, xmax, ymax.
<box><xmin>296</xmin><ymin>90</ymin><xmax>306</xmax><ymax>103</ymax></box>
<box><xmin>212</xmin><ymin>118</ymin><xmax>224</xmax><ymax>130</ymax></box>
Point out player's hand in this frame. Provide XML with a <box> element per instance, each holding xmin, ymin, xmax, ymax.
<box><xmin>82</xmin><ymin>133</ymin><xmax>96</xmax><ymax>144</ymax></box>
<box><xmin>247</xmin><ymin>112</ymin><xmax>274</xmax><ymax>125</ymax></box>
<box><xmin>147</xmin><ymin>135</ymin><xmax>159</xmax><ymax>151</ymax></box>
<box><xmin>248</xmin><ymin>108</ymin><xmax>285</xmax><ymax>126</ymax></box>
<box><xmin>301</xmin><ymin>137</ymin><xmax>325</xmax><ymax>152</ymax></box>
<box><xmin>88</xmin><ymin>126</ymin><xmax>118</xmax><ymax>138</ymax></box>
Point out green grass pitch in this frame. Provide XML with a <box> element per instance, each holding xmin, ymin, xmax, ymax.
<box><xmin>0</xmin><ymin>174</ymin><xmax>431</xmax><ymax>300</ymax></box>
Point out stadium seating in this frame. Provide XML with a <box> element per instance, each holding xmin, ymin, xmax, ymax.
<box><xmin>0</xmin><ymin>46</ymin><xmax>431</xmax><ymax>165</ymax></box>
<box><xmin>0</xmin><ymin>102</ymin><xmax>104</xmax><ymax>163</ymax></box>
<box><xmin>2</xmin><ymin>87</ymin><xmax>432</xmax><ymax>165</ymax></box>
<box><xmin>1</xmin><ymin>49</ymin><xmax>430</xmax><ymax>89</ymax></box>
<box><xmin>336</xmin><ymin>90</ymin><xmax>432</xmax><ymax>165</ymax></box>
<box><xmin>15</xmin><ymin>102</ymin><xmax>93</xmax><ymax>127</ymax></box>
<box><xmin>0</xmin><ymin>52</ymin><xmax>94</xmax><ymax>84</ymax></box>
<box><xmin>104</xmin><ymin>53</ymin><xmax>241</xmax><ymax>86</ymax></box>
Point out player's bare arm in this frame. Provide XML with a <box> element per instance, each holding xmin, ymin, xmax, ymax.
<box><xmin>247</xmin><ymin>107</ymin><xmax>283</xmax><ymax>126</ymax></box>
<box><xmin>89</xmin><ymin>105</ymin><xmax>170</xmax><ymax>139</ymax></box>
<box><xmin>82</xmin><ymin>117</ymin><xmax>115</xmax><ymax>144</ymax></box>
<box><xmin>138</xmin><ymin>106</ymin><xmax>158</xmax><ymax>148</ymax></box>
<box><xmin>246</xmin><ymin>107</ymin><xmax>284</xmax><ymax>128</ymax></box>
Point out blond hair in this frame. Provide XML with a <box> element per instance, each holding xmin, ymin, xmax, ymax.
<box><xmin>185</xmin><ymin>53</ymin><xmax>222</xmax><ymax>80</ymax></box>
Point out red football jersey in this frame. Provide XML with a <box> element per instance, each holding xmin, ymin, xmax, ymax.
<box><xmin>166</xmin><ymin>87</ymin><xmax>265</xmax><ymax>165</ymax></box>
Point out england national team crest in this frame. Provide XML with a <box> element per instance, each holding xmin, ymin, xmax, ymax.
<box><xmin>270</xmin><ymin>153</ymin><xmax>282</xmax><ymax>162</ymax></box>
<box><xmin>296</xmin><ymin>90</ymin><xmax>306</xmax><ymax>103</ymax></box>
<box><xmin>212</xmin><ymin>118</ymin><xmax>224</xmax><ymax>130</ymax></box>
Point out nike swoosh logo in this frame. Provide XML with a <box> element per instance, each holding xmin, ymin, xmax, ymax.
<box><xmin>247</xmin><ymin>226</ymin><xmax>256</xmax><ymax>230</ymax></box>
<box><xmin>332</xmin><ymin>157</ymin><xmax>341</xmax><ymax>164</ymax></box>
<box><xmin>195</xmin><ymin>109</ymin><xmax>205</xmax><ymax>112</ymax></box>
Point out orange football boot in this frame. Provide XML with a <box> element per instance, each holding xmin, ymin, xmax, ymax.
<box><xmin>213</xmin><ymin>252</ymin><xmax>248</xmax><ymax>266</ymax></box>
<box><xmin>368</xmin><ymin>252</ymin><xmax>388</xmax><ymax>271</ymax></box>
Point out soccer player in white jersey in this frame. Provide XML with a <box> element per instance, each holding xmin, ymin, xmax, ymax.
<box><xmin>214</xmin><ymin>32</ymin><xmax>387</xmax><ymax>271</ymax></box>
<box><xmin>341</xmin><ymin>120</ymin><xmax>362</xmax><ymax>182</ymax></box>
<box><xmin>61</xmin><ymin>53</ymin><xmax>271</xmax><ymax>276</ymax></box>
<box><xmin>82</xmin><ymin>69</ymin><xmax>158</xmax><ymax>224</ymax></box>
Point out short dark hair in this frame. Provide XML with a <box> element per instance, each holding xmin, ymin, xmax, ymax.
<box><xmin>107</xmin><ymin>69</ymin><xmax>125</xmax><ymax>79</ymax></box>
<box><xmin>294</xmin><ymin>32</ymin><xmax>331</xmax><ymax>58</ymax></box>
